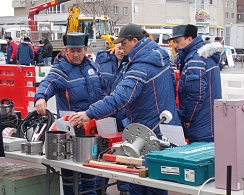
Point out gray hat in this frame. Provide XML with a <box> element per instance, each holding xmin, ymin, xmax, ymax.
<box><xmin>169</xmin><ymin>24</ymin><xmax>198</xmax><ymax>40</ymax></box>
<box><xmin>113</xmin><ymin>24</ymin><xmax>144</xmax><ymax>44</ymax></box>
<box><xmin>65</xmin><ymin>33</ymin><xmax>88</xmax><ymax>48</ymax></box>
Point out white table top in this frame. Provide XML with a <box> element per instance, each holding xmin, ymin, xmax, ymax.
<box><xmin>42</xmin><ymin>158</ymin><xmax>244</xmax><ymax>195</ymax></box>
<box><xmin>5</xmin><ymin>151</ymin><xmax>44</xmax><ymax>164</ymax></box>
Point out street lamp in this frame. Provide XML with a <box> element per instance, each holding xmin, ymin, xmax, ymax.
<box><xmin>132</xmin><ymin>0</ymin><xmax>134</xmax><ymax>23</ymax></box>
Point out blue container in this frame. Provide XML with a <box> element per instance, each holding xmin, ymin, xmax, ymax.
<box><xmin>146</xmin><ymin>142</ymin><xmax>215</xmax><ymax>186</ymax></box>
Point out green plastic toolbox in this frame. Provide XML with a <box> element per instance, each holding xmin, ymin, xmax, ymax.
<box><xmin>146</xmin><ymin>142</ymin><xmax>215</xmax><ymax>186</ymax></box>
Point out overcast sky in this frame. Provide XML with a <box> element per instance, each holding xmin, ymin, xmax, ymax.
<box><xmin>0</xmin><ymin>0</ymin><xmax>14</xmax><ymax>16</ymax></box>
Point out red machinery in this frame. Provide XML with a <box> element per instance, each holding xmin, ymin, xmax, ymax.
<box><xmin>28</xmin><ymin>0</ymin><xmax>71</xmax><ymax>31</ymax></box>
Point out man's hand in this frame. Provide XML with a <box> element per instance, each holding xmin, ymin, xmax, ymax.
<box><xmin>35</xmin><ymin>98</ymin><xmax>47</xmax><ymax>115</ymax></box>
<box><xmin>68</xmin><ymin>112</ymin><xmax>90</xmax><ymax>127</ymax></box>
<box><xmin>10</xmin><ymin>59</ymin><xmax>13</xmax><ymax>62</ymax></box>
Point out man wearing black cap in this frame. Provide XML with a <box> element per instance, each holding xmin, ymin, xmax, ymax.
<box><xmin>35</xmin><ymin>33</ymin><xmax>105</xmax><ymax>195</ymax></box>
<box><xmin>5</xmin><ymin>36</ymin><xmax>18</xmax><ymax>64</ymax></box>
<box><xmin>68</xmin><ymin>24</ymin><xmax>181</xmax><ymax>195</ymax></box>
<box><xmin>170</xmin><ymin>24</ymin><xmax>223</xmax><ymax>143</ymax></box>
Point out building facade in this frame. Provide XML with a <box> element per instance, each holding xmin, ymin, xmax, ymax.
<box><xmin>0</xmin><ymin>0</ymin><xmax>238</xmax><ymax>37</ymax></box>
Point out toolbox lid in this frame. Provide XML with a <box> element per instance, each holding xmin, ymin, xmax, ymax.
<box><xmin>146</xmin><ymin>142</ymin><xmax>214</xmax><ymax>167</ymax></box>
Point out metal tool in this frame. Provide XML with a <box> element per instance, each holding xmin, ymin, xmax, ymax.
<box><xmin>112</xmin><ymin>110</ymin><xmax>173</xmax><ymax>158</ymax></box>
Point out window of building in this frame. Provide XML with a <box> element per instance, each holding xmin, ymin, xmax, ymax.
<box><xmin>47</xmin><ymin>4</ymin><xmax>65</xmax><ymax>14</ymax></box>
<box><xmin>237</xmin><ymin>5</ymin><xmax>242</xmax><ymax>11</ymax></box>
<box><xmin>225</xmin><ymin>1</ymin><xmax>229</xmax><ymax>7</ymax></box>
<box><xmin>123</xmin><ymin>7</ymin><xmax>128</xmax><ymax>15</ymax></box>
<box><xmin>209</xmin><ymin>0</ymin><xmax>212</xmax><ymax>4</ymax></box>
<box><xmin>114</xmin><ymin>6</ymin><xmax>118</xmax><ymax>14</ymax></box>
<box><xmin>231</xmin><ymin>2</ymin><xmax>234</xmax><ymax>8</ymax></box>
<box><xmin>231</xmin><ymin>13</ymin><xmax>234</xmax><ymax>18</ymax></box>
<box><xmin>238</xmin><ymin>14</ymin><xmax>241</xmax><ymax>20</ymax></box>
<box><xmin>225</xmin><ymin>12</ymin><xmax>229</xmax><ymax>18</ymax></box>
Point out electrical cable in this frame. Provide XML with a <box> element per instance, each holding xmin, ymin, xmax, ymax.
<box><xmin>16</xmin><ymin>109</ymin><xmax>54</xmax><ymax>142</ymax></box>
<box><xmin>197</xmin><ymin>177</ymin><xmax>215</xmax><ymax>195</ymax></box>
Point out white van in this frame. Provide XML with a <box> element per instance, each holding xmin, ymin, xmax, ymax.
<box><xmin>0</xmin><ymin>39</ymin><xmax>7</xmax><ymax>64</ymax></box>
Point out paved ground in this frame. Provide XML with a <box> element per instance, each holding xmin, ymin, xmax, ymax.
<box><xmin>221</xmin><ymin>60</ymin><xmax>244</xmax><ymax>74</ymax></box>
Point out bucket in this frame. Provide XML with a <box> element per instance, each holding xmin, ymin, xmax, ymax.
<box><xmin>0</xmin><ymin>98</ymin><xmax>14</xmax><ymax>115</ymax></box>
<box><xmin>45</xmin><ymin>131</ymin><xmax>70</xmax><ymax>160</ymax></box>
<box><xmin>73</xmin><ymin>135</ymin><xmax>98</xmax><ymax>163</ymax></box>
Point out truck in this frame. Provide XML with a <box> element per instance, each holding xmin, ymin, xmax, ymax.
<box><xmin>224</xmin><ymin>24</ymin><xmax>244</xmax><ymax>61</ymax></box>
<box><xmin>28</xmin><ymin>0</ymin><xmax>116</xmax><ymax>58</ymax></box>
<box><xmin>2</xmin><ymin>0</ymin><xmax>115</xmax><ymax>61</ymax></box>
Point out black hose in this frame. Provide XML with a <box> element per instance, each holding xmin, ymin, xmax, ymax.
<box><xmin>16</xmin><ymin>109</ymin><xmax>54</xmax><ymax>142</ymax></box>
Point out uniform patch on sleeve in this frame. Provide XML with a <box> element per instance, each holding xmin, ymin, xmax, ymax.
<box><xmin>88</xmin><ymin>69</ymin><xmax>95</xmax><ymax>75</ymax></box>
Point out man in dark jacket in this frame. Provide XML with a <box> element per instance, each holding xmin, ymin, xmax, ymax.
<box><xmin>5</xmin><ymin>36</ymin><xmax>17</xmax><ymax>64</ymax></box>
<box><xmin>35</xmin><ymin>33</ymin><xmax>105</xmax><ymax>195</ymax></box>
<box><xmin>95</xmin><ymin>43</ymin><xmax>129</xmax><ymax>195</ymax></box>
<box><xmin>16</xmin><ymin>37</ymin><xmax>34</xmax><ymax>65</ymax></box>
<box><xmin>69</xmin><ymin>24</ymin><xmax>181</xmax><ymax>195</ymax></box>
<box><xmin>170</xmin><ymin>24</ymin><xmax>223</xmax><ymax>143</ymax></box>
<box><xmin>42</xmin><ymin>38</ymin><xmax>53</xmax><ymax>66</ymax></box>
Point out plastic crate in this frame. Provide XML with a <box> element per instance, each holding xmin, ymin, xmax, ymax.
<box><xmin>0</xmin><ymin>65</ymin><xmax>36</xmax><ymax>118</ymax></box>
<box><xmin>146</xmin><ymin>142</ymin><xmax>215</xmax><ymax>186</ymax></box>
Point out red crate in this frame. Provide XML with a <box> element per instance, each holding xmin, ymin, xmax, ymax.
<box><xmin>0</xmin><ymin>65</ymin><xmax>36</xmax><ymax>118</ymax></box>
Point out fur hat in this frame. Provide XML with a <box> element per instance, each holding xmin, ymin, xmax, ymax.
<box><xmin>169</xmin><ymin>24</ymin><xmax>198</xmax><ymax>40</ymax></box>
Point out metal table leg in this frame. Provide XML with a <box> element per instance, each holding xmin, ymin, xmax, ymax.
<box><xmin>73</xmin><ymin>171</ymin><xmax>79</xmax><ymax>195</ymax></box>
<box><xmin>101</xmin><ymin>177</ymin><xmax>106</xmax><ymax>195</ymax></box>
<box><xmin>46</xmin><ymin>164</ymin><xmax>51</xmax><ymax>195</ymax></box>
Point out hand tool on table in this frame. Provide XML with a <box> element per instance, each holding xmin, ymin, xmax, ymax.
<box><xmin>103</xmin><ymin>154</ymin><xmax>147</xmax><ymax>167</ymax></box>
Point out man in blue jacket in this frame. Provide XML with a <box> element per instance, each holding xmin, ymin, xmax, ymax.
<box><xmin>69</xmin><ymin>24</ymin><xmax>181</xmax><ymax>195</ymax></box>
<box><xmin>16</xmin><ymin>37</ymin><xmax>34</xmax><ymax>65</ymax></box>
<box><xmin>95</xmin><ymin>43</ymin><xmax>129</xmax><ymax>195</ymax></box>
<box><xmin>170</xmin><ymin>24</ymin><xmax>223</xmax><ymax>143</ymax></box>
<box><xmin>35</xmin><ymin>33</ymin><xmax>105</xmax><ymax>195</ymax></box>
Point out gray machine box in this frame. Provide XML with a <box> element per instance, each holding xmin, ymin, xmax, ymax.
<box><xmin>3</xmin><ymin>137</ymin><xmax>27</xmax><ymax>152</ymax></box>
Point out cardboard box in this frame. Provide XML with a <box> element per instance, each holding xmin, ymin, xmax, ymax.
<box><xmin>0</xmin><ymin>163</ymin><xmax>60</xmax><ymax>195</ymax></box>
<box><xmin>214</xmin><ymin>99</ymin><xmax>244</xmax><ymax>190</ymax></box>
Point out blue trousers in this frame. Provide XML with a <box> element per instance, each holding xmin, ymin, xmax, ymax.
<box><xmin>129</xmin><ymin>183</ymin><xmax>168</xmax><ymax>195</ymax></box>
<box><xmin>62</xmin><ymin>169</ymin><xmax>97</xmax><ymax>195</ymax></box>
<box><xmin>43</xmin><ymin>57</ymin><xmax>52</xmax><ymax>66</ymax></box>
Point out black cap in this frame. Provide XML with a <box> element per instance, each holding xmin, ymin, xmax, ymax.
<box><xmin>169</xmin><ymin>24</ymin><xmax>198</xmax><ymax>40</ymax></box>
<box><xmin>215</xmin><ymin>37</ymin><xmax>220</xmax><ymax>41</ymax></box>
<box><xmin>65</xmin><ymin>33</ymin><xmax>88</xmax><ymax>48</ymax></box>
<box><xmin>23</xmin><ymin>37</ymin><xmax>31</xmax><ymax>42</ymax></box>
<box><xmin>113</xmin><ymin>24</ymin><xmax>144</xmax><ymax>44</ymax></box>
<box><xmin>5</xmin><ymin>36</ymin><xmax>12</xmax><ymax>40</ymax></box>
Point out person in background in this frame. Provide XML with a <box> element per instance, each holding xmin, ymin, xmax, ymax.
<box><xmin>205</xmin><ymin>37</ymin><xmax>211</xmax><ymax>42</ymax></box>
<box><xmin>68</xmin><ymin>23</ymin><xmax>181</xmax><ymax>195</ymax></box>
<box><xmin>5</xmin><ymin>36</ymin><xmax>17</xmax><ymax>64</ymax></box>
<box><xmin>34</xmin><ymin>33</ymin><xmax>105</xmax><ymax>195</ymax></box>
<box><xmin>214</xmin><ymin>36</ymin><xmax>221</xmax><ymax>42</ymax></box>
<box><xmin>36</xmin><ymin>40</ymin><xmax>44</xmax><ymax>64</ymax></box>
<box><xmin>42</xmin><ymin>38</ymin><xmax>53</xmax><ymax>66</ymax></box>
<box><xmin>170</xmin><ymin>24</ymin><xmax>223</xmax><ymax>143</ymax></box>
<box><xmin>16</xmin><ymin>37</ymin><xmax>34</xmax><ymax>65</ymax></box>
<box><xmin>95</xmin><ymin>42</ymin><xmax>129</xmax><ymax>195</ymax></box>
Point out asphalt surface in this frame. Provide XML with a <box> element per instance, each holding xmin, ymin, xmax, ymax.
<box><xmin>221</xmin><ymin>61</ymin><xmax>244</xmax><ymax>74</ymax></box>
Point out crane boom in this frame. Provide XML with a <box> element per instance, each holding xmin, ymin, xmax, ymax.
<box><xmin>28</xmin><ymin>0</ymin><xmax>71</xmax><ymax>31</ymax></box>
